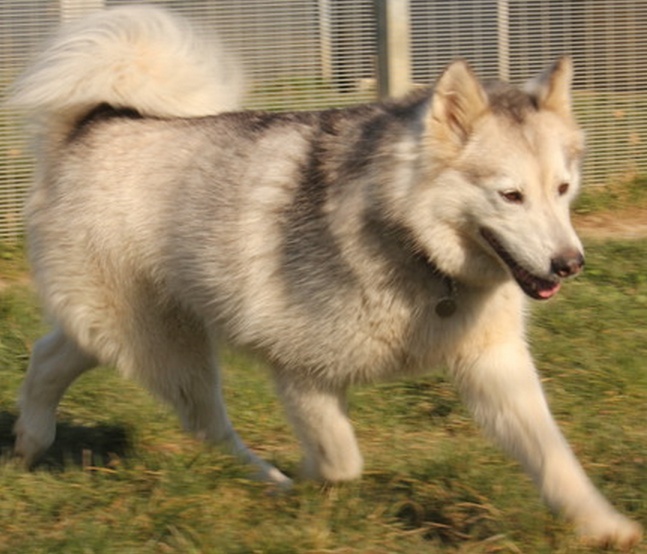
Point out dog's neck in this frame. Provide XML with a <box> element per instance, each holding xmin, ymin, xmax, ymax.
<box><xmin>362</xmin><ymin>210</ymin><xmax>460</xmax><ymax>317</ymax></box>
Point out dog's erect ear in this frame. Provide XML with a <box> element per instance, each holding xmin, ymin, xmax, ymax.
<box><xmin>524</xmin><ymin>56</ymin><xmax>573</xmax><ymax>119</ymax></box>
<box><xmin>429</xmin><ymin>60</ymin><xmax>489</xmax><ymax>145</ymax></box>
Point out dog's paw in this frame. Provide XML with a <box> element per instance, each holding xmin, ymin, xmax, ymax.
<box><xmin>13</xmin><ymin>416</ymin><xmax>55</xmax><ymax>467</ymax></box>
<box><xmin>576</xmin><ymin>512</ymin><xmax>643</xmax><ymax>551</ymax></box>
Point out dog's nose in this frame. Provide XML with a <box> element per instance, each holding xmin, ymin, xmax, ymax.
<box><xmin>551</xmin><ymin>250</ymin><xmax>585</xmax><ymax>277</ymax></box>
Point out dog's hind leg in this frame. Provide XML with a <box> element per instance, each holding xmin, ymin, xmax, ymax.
<box><xmin>14</xmin><ymin>326</ymin><xmax>98</xmax><ymax>466</ymax></box>
<box><xmin>179</xmin><ymin>362</ymin><xmax>292</xmax><ymax>487</ymax></box>
<box><xmin>451</xmin><ymin>339</ymin><xmax>642</xmax><ymax>549</ymax></box>
<box><xmin>132</xmin><ymin>327</ymin><xmax>292</xmax><ymax>487</ymax></box>
<box><xmin>275</xmin><ymin>378</ymin><xmax>363</xmax><ymax>483</ymax></box>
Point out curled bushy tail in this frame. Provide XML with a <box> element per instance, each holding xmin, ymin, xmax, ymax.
<box><xmin>9</xmin><ymin>5</ymin><xmax>244</xmax><ymax>131</ymax></box>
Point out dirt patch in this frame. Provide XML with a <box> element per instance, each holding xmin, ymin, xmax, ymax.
<box><xmin>0</xmin><ymin>275</ymin><xmax>31</xmax><ymax>292</ymax></box>
<box><xmin>574</xmin><ymin>207</ymin><xmax>647</xmax><ymax>240</ymax></box>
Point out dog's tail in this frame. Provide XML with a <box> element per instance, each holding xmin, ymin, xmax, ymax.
<box><xmin>8</xmin><ymin>5</ymin><xmax>244</xmax><ymax>134</ymax></box>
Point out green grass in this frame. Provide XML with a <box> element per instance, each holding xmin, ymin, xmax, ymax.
<box><xmin>0</xmin><ymin>239</ymin><xmax>646</xmax><ymax>553</ymax></box>
<box><xmin>575</xmin><ymin>174</ymin><xmax>647</xmax><ymax>215</ymax></box>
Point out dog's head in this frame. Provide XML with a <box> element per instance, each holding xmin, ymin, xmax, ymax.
<box><xmin>407</xmin><ymin>57</ymin><xmax>585</xmax><ymax>299</ymax></box>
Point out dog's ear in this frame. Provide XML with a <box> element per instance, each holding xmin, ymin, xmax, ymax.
<box><xmin>428</xmin><ymin>60</ymin><xmax>489</xmax><ymax>146</ymax></box>
<box><xmin>524</xmin><ymin>56</ymin><xmax>573</xmax><ymax>119</ymax></box>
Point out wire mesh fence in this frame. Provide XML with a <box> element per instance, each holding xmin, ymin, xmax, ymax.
<box><xmin>1</xmin><ymin>0</ymin><xmax>645</xmax><ymax>240</ymax></box>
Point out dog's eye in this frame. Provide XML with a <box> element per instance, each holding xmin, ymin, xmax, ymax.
<box><xmin>499</xmin><ymin>190</ymin><xmax>524</xmax><ymax>204</ymax></box>
<box><xmin>558</xmin><ymin>182</ymin><xmax>570</xmax><ymax>196</ymax></box>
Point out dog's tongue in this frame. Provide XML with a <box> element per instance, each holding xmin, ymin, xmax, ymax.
<box><xmin>537</xmin><ymin>280</ymin><xmax>561</xmax><ymax>299</ymax></box>
<box><xmin>513</xmin><ymin>266</ymin><xmax>563</xmax><ymax>300</ymax></box>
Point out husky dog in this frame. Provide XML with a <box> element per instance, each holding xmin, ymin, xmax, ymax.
<box><xmin>9</xmin><ymin>5</ymin><xmax>641</xmax><ymax>548</ymax></box>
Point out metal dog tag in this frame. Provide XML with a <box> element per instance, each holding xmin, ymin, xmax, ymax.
<box><xmin>435</xmin><ymin>297</ymin><xmax>457</xmax><ymax>318</ymax></box>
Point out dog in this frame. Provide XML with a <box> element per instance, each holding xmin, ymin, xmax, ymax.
<box><xmin>8</xmin><ymin>5</ymin><xmax>642</xmax><ymax>548</ymax></box>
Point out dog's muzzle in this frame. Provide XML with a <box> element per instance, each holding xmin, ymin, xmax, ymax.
<box><xmin>480</xmin><ymin>228</ymin><xmax>582</xmax><ymax>300</ymax></box>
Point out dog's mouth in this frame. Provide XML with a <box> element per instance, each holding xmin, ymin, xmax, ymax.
<box><xmin>480</xmin><ymin>228</ymin><xmax>561</xmax><ymax>300</ymax></box>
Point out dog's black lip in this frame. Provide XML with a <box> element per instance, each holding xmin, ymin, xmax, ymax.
<box><xmin>480</xmin><ymin>228</ymin><xmax>560</xmax><ymax>300</ymax></box>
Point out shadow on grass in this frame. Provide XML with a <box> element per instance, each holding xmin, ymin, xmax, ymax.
<box><xmin>0</xmin><ymin>411</ymin><xmax>132</xmax><ymax>470</ymax></box>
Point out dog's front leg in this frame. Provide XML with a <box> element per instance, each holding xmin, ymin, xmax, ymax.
<box><xmin>450</xmin><ymin>339</ymin><xmax>642</xmax><ymax>549</ymax></box>
<box><xmin>275</xmin><ymin>377</ymin><xmax>363</xmax><ymax>483</ymax></box>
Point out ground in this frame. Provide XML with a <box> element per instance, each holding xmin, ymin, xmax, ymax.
<box><xmin>575</xmin><ymin>207</ymin><xmax>647</xmax><ymax>240</ymax></box>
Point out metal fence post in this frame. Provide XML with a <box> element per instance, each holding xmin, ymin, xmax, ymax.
<box><xmin>376</xmin><ymin>0</ymin><xmax>412</xmax><ymax>100</ymax></box>
<box><xmin>318</xmin><ymin>0</ymin><xmax>333</xmax><ymax>83</ymax></box>
<box><xmin>497</xmin><ymin>0</ymin><xmax>510</xmax><ymax>81</ymax></box>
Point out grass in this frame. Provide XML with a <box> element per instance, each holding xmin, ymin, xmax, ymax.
<box><xmin>574</xmin><ymin>174</ymin><xmax>647</xmax><ymax>215</ymax></box>
<box><xmin>0</xmin><ymin>236</ymin><xmax>646</xmax><ymax>553</ymax></box>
